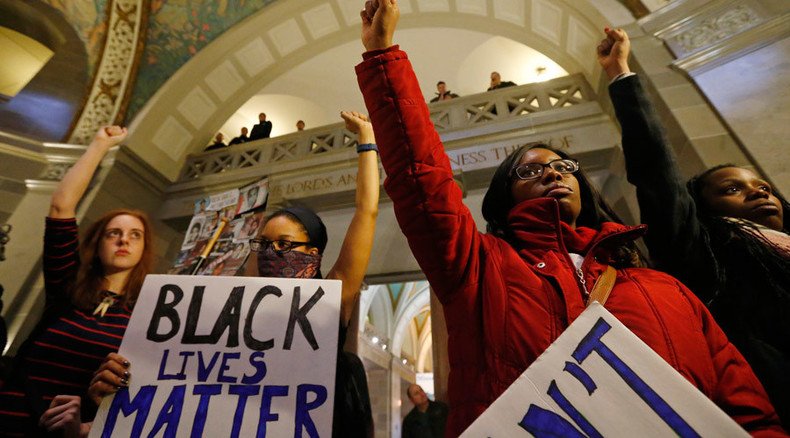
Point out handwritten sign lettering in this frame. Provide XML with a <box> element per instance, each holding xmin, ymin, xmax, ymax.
<box><xmin>90</xmin><ymin>275</ymin><xmax>341</xmax><ymax>437</ymax></box>
<box><xmin>461</xmin><ymin>303</ymin><xmax>748</xmax><ymax>437</ymax></box>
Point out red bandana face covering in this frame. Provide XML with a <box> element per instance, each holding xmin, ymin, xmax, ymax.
<box><xmin>256</xmin><ymin>246</ymin><xmax>322</xmax><ymax>278</ymax></box>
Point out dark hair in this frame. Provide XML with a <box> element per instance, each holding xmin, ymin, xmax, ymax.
<box><xmin>482</xmin><ymin>143</ymin><xmax>641</xmax><ymax>268</ymax></box>
<box><xmin>483</xmin><ymin>143</ymin><xmax>625</xmax><ymax>233</ymax></box>
<box><xmin>436</xmin><ymin>81</ymin><xmax>445</xmax><ymax>86</ymax></box>
<box><xmin>687</xmin><ymin>164</ymin><xmax>789</xmax><ymax>297</ymax></box>
<box><xmin>72</xmin><ymin>209</ymin><xmax>154</xmax><ymax>310</ymax></box>
<box><xmin>688</xmin><ymin>164</ymin><xmax>789</xmax><ymax>231</ymax></box>
<box><xmin>265</xmin><ymin>206</ymin><xmax>328</xmax><ymax>254</ymax></box>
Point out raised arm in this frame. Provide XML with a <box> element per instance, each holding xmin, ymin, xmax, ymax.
<box><xmin>49</xmin><ymin>126</ymin><xmax>128</xmax><ymax>218</ymax></box>
<box><xmin>356</xmin><ymin>0</ymin><xmax>484</xmax><ymax>302</ymax></box>
<box><xmin>598</xmin><ymin>29</ymin><xmax>715</xmax><ymax>298</ymax></box>
<box><xmin>329</xmin><ymin>111</ymin><xmax>379</xmax><ymax>328</ymax></box>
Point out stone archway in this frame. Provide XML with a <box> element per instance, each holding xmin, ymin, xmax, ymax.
<box><xmin>125</xmin><ymin>0</ymin><xmax>631</xmax><ymax>181</ymax></box>
<box><xmin>390</xmin><ymin>282</ymin><xmax>431</xmax><ymax>357</ymax></box>
<box><xmin>361</xmin><ymin>284</ymin><xmax>394</xmax><ymax>336</ymax></box>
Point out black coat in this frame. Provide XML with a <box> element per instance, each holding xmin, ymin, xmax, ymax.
<box><xmin>612</xmin><ymin>75</ymin><xmax>790</xmax><ymax>426</ymax></box>
<box><xmin>229</xmin><ymin>134</ymin><xmax>248</xmax><ymax>145</ymax></box>
<box><xmin>249</xmin><ymin>121</ymin><xmax>272</xmax><ymax>140</ymax></box>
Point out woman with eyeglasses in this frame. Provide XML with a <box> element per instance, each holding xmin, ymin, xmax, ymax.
<box><xmin>0</xmin><ymin>126</ymin><xmax>155</xmax><ymax>437</ymax></box>
<box><xmin>354</xmin><ymin>2</ymin><xmax>783</xmax><ymax>436</ymax></box>
<box><xmin>248</xmin><ymin>110</ymin><xmax>379</xmax><ymax>437</ymax></box>
<box><xmin>601</xmin><ymin>28</ymin><xmax>790</xmax><ymax>426</ymax></box>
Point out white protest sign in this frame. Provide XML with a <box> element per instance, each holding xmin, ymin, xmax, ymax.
<box><xmin>90</xmin><ymin>275</ymin><xmax>341</xmax><ymax>438</ymax></box>
<box><xmin>461</xmin><ymin>302</ymin><xmax>748</xmax><ymax>437</ymax></box>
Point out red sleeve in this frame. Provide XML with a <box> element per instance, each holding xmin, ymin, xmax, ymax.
<box><xmin>692</xmin><ymin>288</ymin><xmax>787</xmax><ymax>436</ymax></box>
<box><xmin>43</xmin><ymin>217</ymin><xmax>79</xmax><ymax>304</ymax></box>
<box><xmin>355</xmin><ymin>47</ymin><xmax>483</xmax><ymax>303</ymax></box>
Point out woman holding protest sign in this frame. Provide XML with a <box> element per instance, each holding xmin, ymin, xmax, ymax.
<box><xmin>354</xmin><ymin>1</ymin><xmax>783</xmax><ymax>436</ymax></box>
<box><xmin>247</xmin><ymin>110</ymin><xmax>379</xmax><ymax>437</ymax></box>
<box><xmin>85</xmin><ymin>111</ymin><xmax>380</xmax><ymax>437</ymax></box>
<box><xmin>0</xmin><ymin>126</ymin><xmax>155</xmax><ymax>437</ymax></box>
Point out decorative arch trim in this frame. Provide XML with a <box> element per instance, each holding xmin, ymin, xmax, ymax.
<box><xmin>125</xmin><ymin>0</ymin><xmax>616</xmax><ymax>181</ymax></box>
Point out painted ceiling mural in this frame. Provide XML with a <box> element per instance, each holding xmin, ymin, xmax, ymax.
<box><xmin>125</xmin><ymin>0</ymin><xmax>277</xmax><ymax>121</ymax></box>
<box><xmin>41</xmin><ymin>0</ymin><xmax>110</xmax><ymax>73</ymax></box>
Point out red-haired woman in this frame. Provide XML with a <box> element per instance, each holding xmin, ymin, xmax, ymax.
<box><xmin>0</xmin><ymin>127</ymin><xmax>154</xmax><ymax>437</ymax></box>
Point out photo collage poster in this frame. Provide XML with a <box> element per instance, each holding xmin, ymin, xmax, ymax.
<box><xmin>169</xmin><ymin>179</ymin><xmax>269</xmax><ymax>276</ymax></box>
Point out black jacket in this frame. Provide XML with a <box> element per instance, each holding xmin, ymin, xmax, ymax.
<box><xmin>249</xmin><ymin>121</ymin><xmax>272</xmax><ymax>140</ymax></box>
<box><xmin>612</xmin><ymin>75</ymin><xmax>790</xmax><ymax>426</ymax></box>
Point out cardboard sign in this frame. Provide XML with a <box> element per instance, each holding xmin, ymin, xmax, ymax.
<box><xmin>90</xmin><ymin>275</ymin><xmax>341</xmax><ymax>438</ymax></box>
<box><xmin>461</xmin><ymin>303</ymin><xmax>748</xmax><ymax>437</ymax></box>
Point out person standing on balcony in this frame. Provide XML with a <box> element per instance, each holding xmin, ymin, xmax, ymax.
<box><xmin>487</xmin><ymin>71</ymin><xmax>516</xmax><ymax>91</ymax></box>
<box><xmin>228</xmin><ymin>126</ymin><xmax>249</xmax><ymax>145</ymax></box>
<box><xmin>249</xmin><ymin>112</ymin><xmax>273</xmax><ymax>140</ymax></box>
<box><xmin>296</xmin><ymin>120</ymin><xmax>306</xmax><ymax>131</ymax></box>
<box><xmin>430</xmin><ymin>81</ymin><xmax>458</xmax><ymax>102</ymax></box>
<box><xmin>204</xmin><ymin>132</ymin><xmax>227</xmax><ymax>151</ymax></box>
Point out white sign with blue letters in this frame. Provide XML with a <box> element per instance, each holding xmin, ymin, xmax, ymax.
<box><xmin>460</xmin><ymin>302</ymin><xmax>749</xmax><ymax>437</ymax></box>
<box><xmin>89</xmin><ymin>275</ymin><xmax>341</xmax><ymax>437</ymax></box>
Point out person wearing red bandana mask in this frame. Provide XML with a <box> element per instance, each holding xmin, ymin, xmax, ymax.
<box><xmin>249</xmin><ymin>110</ymin><xmax>380</xmax><ymax>438</ymax></box>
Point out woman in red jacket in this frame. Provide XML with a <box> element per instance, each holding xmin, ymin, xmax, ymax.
<box><xmin>355</xmin><ymin>1</ymin><xmax>784</xmax><ymax>436</ymax></box>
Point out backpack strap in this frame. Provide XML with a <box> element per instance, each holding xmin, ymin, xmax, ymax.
<box><xmin>586</xmin><ymin>265</ymin><xmax>616</xmax><ymax>307</ymax></box>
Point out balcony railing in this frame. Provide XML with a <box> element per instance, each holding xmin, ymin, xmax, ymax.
<box><xmin>178</xmin><ymin>73</ymin><xmax>594</xmax><ymax>182</ymax></box>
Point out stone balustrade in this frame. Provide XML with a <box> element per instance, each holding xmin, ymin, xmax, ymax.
<box><xmin>177</xmin><ymin>73</ymin><xmax>595</xmax><ymax>182</ymax></box>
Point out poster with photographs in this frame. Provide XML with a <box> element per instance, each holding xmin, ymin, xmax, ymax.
<box><xmin>193</xmin><ymin>214</ymin><xmax>262</xmax><ymax>277</ymax></box>
<box><xmin>172</xmin><ymin>180</ymin><xmax>268</xmax><ymax>276</ymax></box>
<box><xmin>235</xmin><ymin>211</ymin><xmax>266</xmax><ymax>242</ymax></box>
<box><xmin>181</xmin><ymin>213</ymin><xmax>208</xmax><ymax>250</ymax></box>
<box><xmin>239</xmin><ymin>179</ymin><xmax>269</xmax><ymax>214</ymax></box>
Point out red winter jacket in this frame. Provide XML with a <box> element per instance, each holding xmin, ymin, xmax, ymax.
<box><xmin>355</xmin><ymin>47</ymin><xmax>785</xmax><ymax>437</ymax></box>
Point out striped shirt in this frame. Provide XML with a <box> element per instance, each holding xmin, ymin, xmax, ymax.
<box><xmin>0</xmin><ymin>218</ymin><xmax>132</xmax><ymax>437</ymax></box>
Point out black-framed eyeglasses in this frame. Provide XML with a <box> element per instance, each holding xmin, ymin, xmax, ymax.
<box><xmin>249</xmin><ymin>238</ymin><xmax>311</xmax><ymax>254</ymax></box>
<box><xmin>511</xmin><ymin>158</ymin><xmax>579</xmax><ymax>180</ymax></box>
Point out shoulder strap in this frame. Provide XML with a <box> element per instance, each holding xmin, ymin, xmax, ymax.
<box><xmin>587</xmin><ymin>265</ymin><xmax>617</xmax><ymax>307</ymax></box>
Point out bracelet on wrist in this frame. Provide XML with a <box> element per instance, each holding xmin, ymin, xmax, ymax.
<box><xmin>356</xmin><ymin>143</ymin><xmax>378</xmax><ymax>154</ymax></box>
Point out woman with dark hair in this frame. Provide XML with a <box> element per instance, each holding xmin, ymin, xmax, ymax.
<box><xmin>483</xmin><ymin>144</ymin><xmax>644</xmax><ymax>269</ymax></box>
<box><xmin>355</xmin><ymin>2</ymin><xmax>783</xmax><ymax>436</ymax></box>
<box><xmin>601</xmin><ymin>28</ymin><xmax>790</xmax><ymax>424</ymax></box>
<box><xmin>248</xmin><ymin>110</ymin><xmax>379</xmax><ymax>437</ymax></box>
<box><xmin>0</xmin><ymin>126</ymin><xmax>155</xmax><ymax>437</ymax></box>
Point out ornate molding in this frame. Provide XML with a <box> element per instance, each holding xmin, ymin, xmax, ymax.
<box><xmin>67</xmin><ymin>0</ymin><xmax>149</xmax><ymax>145</ymax></box>
<box><xmin>670</xmin><ymin>5</ymin><xmax>760</xmax><ymax>55</ymax></box>
<box><xmin>37</xmin><ymin>162</ymin><xmax>74</xmax><ymax>181</ymax></box>
<box><xmin>672</xmin><ymin>12</ymin><xmax>790</xmax><ymax>75</ymax></box>
<box><xmin>645</xmin><ymin>0</ymin><xmax>780</xmax><ymax>61</ymax></box>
